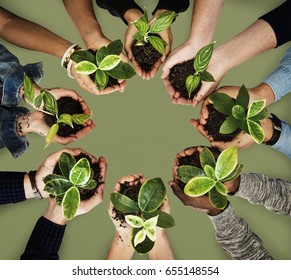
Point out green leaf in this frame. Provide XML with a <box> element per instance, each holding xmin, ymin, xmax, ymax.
<box><xmin>99</xmin><ymin>55</ymin><xmax>121</xmax><ymax>71</ymax></box>
<box><xmin>142</xmin><ymin>210</ymin><xmax>175</xmax><ymax>228</ymax></box>
<box><xmin>203</xmin><ymin>165</ymin><xmax>216</xmax><ymax>179</ymax></box>
<box><xmin>247</xmin><ymin>119</ymin><xmax>265</xmax><ymax>144</ymax></box>
<box><xmin>149</xmin><ymin>11</ymin><xmax>177</xmax><ymax>33</ymax></box>
<box><xmin>236</xmin><ymin>84</ymin><xmax>249</xmax><ymax>110</ymax></box>
<box><xmin>200</xmin><ymin>147</ymin><xmax>216</xmax><ymax>169</ymax></box>
<box><xmin>133</xmin><ymin>32</ymin><xmax>145</xmax><ymax>42</ymax></box>
<box><xmin>177</xmin><ymin>165</ymin><xmax>205</xmax><ymax>184</ymax></box>
<box><xmin>95</xmin><ymin>69</ymin><xmax>108</xmax><ymax>88</ymax></box>
<box><xmin>75</xmin><ymin>61</ymin><xmax>97</xmax><ymax>75</ymax></box>
<box><xmin>215</xmin><ymin>146</ymin><xmax>238</xmax><ymax>181</ymax></box>
<box><xmin>62</xmin><ymin>186</ymin><xmax>80</xmax><ymax>220</ymax></box>
<box><xmin>45</xmin><ymin>123</ymin><xmax>59</xmax><ymax>147</ymax></box>
<box><xmin>71</xmin><ymin>114</ymin><xmax>91</xmax><ymax>125</ymax></box>
<box><xmin>145</xmin><ymin>227</ymin><xmax>156</xmax><ymax>242</ymax></box>
<box><xmin>56</xmin><ymin>195</ymin><xmax>64</xmax><ymax>206</ymax></box>
<box><xmin>209</xmin><ymin>188</ymin><xmax>228</xmax><ymax>209</ymax></box>
<box><xmin>58</xmin><ymin>114</ymin><xmax>74</xmax><ymax>128</ymax></box>
<box><xmin>58</xmin><ymin>152</ymin><xmax>76</xmax><ymax>179</ymax></box>
<box><xmin>44</xmin><ymin>178</ymin><xmax>73</xmax><ymax>196</ymax></box>
<box><xmin>82</xmin><ymin>178</ymin><xmax>97</xmax><ymax>190</ymax></box>
<box><xmin>247</xmin><ymin>100</ymin><xmax>266</xmax><ymax>118</ymax></box>
<box><xmin>107</xmin><ymin>39</ymin><xmax>123</xmax><ymax>55</ymax></box>
<box><xmin>43</xmin><ymin>174</ymin><xmax>64</xmax><ymax>184</ymax></box>
<box><xmin>70</xmin><ymin>158</ymin><xmax>91</xmax><ymax>185</ymax></box>
<box><xmin>194</xmin><ymin>42</ymin><xmax>214</xmax><ymax>72</ymax></box>
<box><xmin>125</xmin><ymin>215</ymin><xmax>144</xmax><ymax>228</ymax></box>
<box><xmin>232</xmin><ymin>105</ymin><xmax>246</xmax><ymax>120</ymax></box>
<box><xmin>215</xmin><ymin>181</ymin><xmax>227</xmax><ymax>196</ymax></box>
<box><xmin>96</xmin><ymin>46</ymin><xmax>109</xmax><ymax>65</ymax></box>
<box><xmin>23</xmin><ymin>73</ymin><xmax>35</xmax><ymax>104</ymax></box>
<box><xmin>34</xmin><ymin>92</ymin><xmax>44</xmax><ymax>109</ymax></box>
<box><xmin>184</xmin><ymin>177</ymin><xmax>216</xmax><ymax>197</ymax></box>
<box><xmin>220</xmin><ymin>115</ymin><xmax>241</xmax><ymax>134</ymax></box>
<box><xmin>148</xmin><ymin>35</ymin><xmax>166</xmax><ymax>55</ymax></box>
<box><xmin>222</xmin><ymin>163</ymin><xmax>244</xmax><ymax>182</ymax></box>
<box><xmin>131</xmin><ymin>227</ymin><xmax>154</xmax><ymax>254</ymax></box>
<box><xmin>186</xmin><ymin>75</ymin><xmax>200</xmax><ymax>98</ymax></box>
<box><xmin>110</xmin><ymin>193</ymin><xmax>139</xmax><ymax>213</ymax></box>
<box><xmin>138</xmin><ymin>178</ymin><xmax>166</xmax><ymax>212</ymax></box>
<box><xmin>106</xmin><ymin>61</ymin><xmax>136</xmax><ymax>79</ymax></box>
<box><xmin>134</xmin><ymin>228</ymin><xmax>146</xmax><ymax>247</ymax></box>
<box><xmin>250</xmin><ymin>108</ymin><xmax>268</xmax><ymax>122</ymax></box>
<box><xmin>200</xmin><ymin>71</ymin><xmax>215</xmax><ymax>82</ymax></box>
<box><xmin>143</xmin><ymin>215</ymin><xmax>158</xmax><ymax>230</ymax></box>
<box><xmin>133</xmin><ymin>18</ymin><xmax>149</xmax><ymax>36</ymax></box>
<box><xmin>209</xmin><ymin>92</ymin><xmax>234</xmax><ymax>116</ymax></box>
<box><xmin>43</xmin><ymin>90</ymin><xmax>58</xmax><ymax>116</ymax></box>
<box><xmin>70</xmin><ymin>50</ymin><xmax>96</xmax><ymax>64</ymax></box>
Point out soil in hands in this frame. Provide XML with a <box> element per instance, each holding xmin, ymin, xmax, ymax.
<box><xmin>131</xmin><ymin>39</ymin><xmax>162</xmax><ymax>73</ymax></box>
<box><xmin>53</xmin><ymin>153</ymin><xmax>102</xmax><ymax>200</ymax></box>
<box><xmin>169</xmin><ymin>59</ymin><xmax>201</xmax><ymax>99</ymax></box>
<box><xmin>204</xmin><ymin>104</ymin><xmax>241</xmax><ymax>142</ymax></box>
<box><xmin>43</xmin><ymin>97</ymin><xmax>84</xmax><ymax>137</ymax></box>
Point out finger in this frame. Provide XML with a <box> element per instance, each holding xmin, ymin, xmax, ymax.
<box><xmin>159</xmin><ymin>195</ymin><xmax>171</xmax><ymax>214</ymax></box>
<box><xmin>74</xmin><ymin>125</ymin><xmax>95</xmax><ymax>140</ymax></box>
<box><xmin>118</xmin><ymin>80</ymin><xmax>127</xmax><ymax>93</ymax></box>
<box><xmin>148</xmin><ymin>59</ymin><xmax>162</xmax><ymax>79</ymax></box>
<box><xmin>168</xmin><ymin>181</ymin><xmax>187</xmax><ymax>203</ymax></box>
<box><xmin>45</xmin><ymin>148</ymin><xmax>84</xmax><ymax>167</ymax></box>
<box><xmin>163</xmin><ymin>77</ymin><xmax>176</xmax><ymax>97</ymax></box>
<box><xmin>98</xmin><ymin>156</ymin><xmax>107</xmax><ymax>183</ymax></box>
<box><xmin>130</xmin><ymin>57</ymin><xmax>143</xmax><ymax>77</ymax></box>
<box><xmin>192</xmin><ymin>82</ymin><xmax>216</xmax><ymax>107</ymax></box>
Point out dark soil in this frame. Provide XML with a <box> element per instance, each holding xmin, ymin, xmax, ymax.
<box><xmin>204</xmin><ymin>104</ymin><xmax>241</xmax><ymax>142</ymax></box>
<box><xmin>53</xmin><ymin>153</ymin><xmax>102</xmax><ymax>200</ymax></box>
<box><xmin>169</xmin><ymin>59</ymin><xmax>201</xmax><ymax>99</ymax></box>
<box><xmin>112</xmin><ymin>181</ymin><xmax>142</xmax><ymax>225</ymax></box>
<box><xmin>43</xmin><ymin>97</ymin><xmax>84</xmax><ymax>137</ymax></box>
<box><xmin>131</xmin><ymin>38</ymin><xmax>162</xmax><ymax>73</ymax></box>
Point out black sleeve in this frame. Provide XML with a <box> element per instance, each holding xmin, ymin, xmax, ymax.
<box><xmin>153</xmin><ymin>0</ymin><xmax>190</xmax><ymax>15</ymax></box>
<box><xmin>20</xmin><ymin>216</ymin><xmax>66</xmax><ymax>260</ymax></box>
<box><xmin>259</xmin><ymin>0</ymin><xmax>291</xmax><ymax>47</ymax></box>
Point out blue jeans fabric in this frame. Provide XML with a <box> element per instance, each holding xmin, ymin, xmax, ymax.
<box><xmin>0</xmin><ymin>44</ymin><xmax>43</xmax><ymax>158</ymax></box>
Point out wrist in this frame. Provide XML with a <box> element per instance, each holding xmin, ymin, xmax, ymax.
<box><xmin>124</xmin><ymin>9</ymin><xmax>144</xmax><ymax>23</ymax></box>
<box><xmin>43</xmin><ymin>203</ymin><xmax>67</xmax><ymax>226</ymax></box>
<box><xmin>263</xmin><ymin>113</ymin><xmax>282</xmax><ymax>145</ymax></box>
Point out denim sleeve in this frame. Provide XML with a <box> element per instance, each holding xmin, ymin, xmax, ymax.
<box><xmin>263</xmin><ymin>47</ymin><xmax>291</xmax><ymax>101</ymax></box>
<box><xmin>0</xmin><ymin>44</ymin><xmax>43</xmax><ymax>107</ymax></box>
<box><xmin>271</xmin><ymin>121</ymin><xmax>291</xmax><ymax>159</ymax></box>
<box><xmin>208</xmin><ymin>204</ymin><xmax>273</xmax><ymax>260</ymax></box>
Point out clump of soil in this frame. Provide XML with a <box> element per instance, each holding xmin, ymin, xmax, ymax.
<box><xmin>131</xmin><ymin>39</ymin><xmax>162</xmax><ymax>73</ymax></box>
<box><xmin>169</xmin><ymin>59</ymin><xmax>201</xmax><ymax>99</ymax></box>
<box><xmin>204</xmin><ymin>104</ymin><xmax>241</xmax><ymax>142</ymax></box>
<box><xmin>53</xmin><ymin>153</ymin><xmax>102</xmax><ymax>200</ymax></box>
<box><xmin>43</xmin><ymin>97</ymin><xmax>84</xmax><ymax>137</ymax></box>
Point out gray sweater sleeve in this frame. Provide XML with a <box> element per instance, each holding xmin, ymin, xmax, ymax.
<box><xmin>209</xmin><ymin>204</ymin><xmax>273</xmax><ymax>260</ymax></box>
<box><xmin>235</xmin><ymin>173</ymin><xmax>291</xmax><ymax>216</ymax></box>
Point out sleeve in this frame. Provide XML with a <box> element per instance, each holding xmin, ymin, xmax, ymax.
<box><xmin>259</xmin><ymin>0</ymin><xmax>291</xmax><ymax>47</ymax></box>
<box><xmin>0</xmin><ymin>171</ymin><xmax>26</xmax><ymax>204</ymax></box>
<box><xmin>208</xmin><ymin>204</ymin><xmax>273</xmax><ymax>260</ymax></box>
<box><xmin>0</xmin><ymin>44</ymin><xmax>43</xmax><ymax>107</ymax></box>
<box><xmin>95</xmin><ymin>0</ymin><xmax>143</xmax><ymax>24</ymax></box>
<box><xmin>271</xmin><ymin>121</ymin><xmax>291</xmax><ymax>159</ymax></box>
<box><xmin>153</xmin><ymin>0</ymin><xmax>190</xmax><ymax>15</ymax></box>
<box><xmin>20</xmin><ymin>216</ymin><xmax>66</xmax><ymax>260</ymax></box>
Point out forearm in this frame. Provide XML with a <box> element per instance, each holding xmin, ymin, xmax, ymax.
<box><xmin>148</xmin><ymin>231</ymin><xmax>174</xmax><ymax>260</ymax></box>
<box><xmin>0</xmin><ymin>7</ymin><xmax>72</xmax><ymax>58</ymax></box>
<box><xmin>209</xmin><ymin>204</ymin><xmax>273</xmax><ymax>260</ymax></box>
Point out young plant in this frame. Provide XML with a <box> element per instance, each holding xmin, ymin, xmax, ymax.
<box><xmin>177</xmin><ymin>146</ymin><xmax>243</xmax><ymax>209</ymax></box>
<box><xmin>209</xmin><ymin>85</ymin><xmax>268</xmax><ymax>144</ymax></box>
<box><xmin>23</xmin><ymin>74</ymin><xmax>91</xmax><ymax>147</ymax></box>
<box><xmin>110</xmin><ymin>178</ymin><xmax>175</xmax><ymax>254</ymax></box>
<box><xmin>70</xmin><ymin>40</ymin><xmax>136</xmax><ymax>90</ymax></box>
<box><xmin>186</xmin><ymin>42</ymin><xmax>216</xmax><ymax>98</ymax></box>
<box><xmin>132</xmin><ymin>9</ymin><xmax>177</xmax><ymax>55</ymax></box>
<box><xmin>43</xmin><ymin>152</ymin><xmax>98</xmax><ymax>220</ymax></box>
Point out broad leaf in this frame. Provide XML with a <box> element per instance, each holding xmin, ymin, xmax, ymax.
<box><xmin>59</xmin><ymin>152</ymin><xmax>76</xmax><ymax>179</ymax></box>
<box><xmin>250</xmin><ymin>108</ymin><xmax>268</xmax><ymax>122</ymax></box>
<box><xmin>133</xmin><ymin>19</ymin><xmax>149</xmax><ymax>36</ymax></box>
<box><xmin>194</xmin><ymin>42</ymin><xmax>214</xmax><ymax>72</ymax></box>
<box><xmin>70</xmin><ymin>158</ymin><xmax>91</xmax><ymax>185</ymax></box>
<box><xmin>138</xmin><ymin>178</ymin><xmax>166</xmax><ymax>212</ymax></box>
<box><xmin>215</xmin><ymin>181</ymin><xmax>227</xmax><ymax>196</ymax></box>
<box><xmin>215</xmin><ymin>146</ymin><xmax>238</xmax><ymax>180</ymax></box>
<box><xmin>43</xmin><ymin>90</ymin><xmax>58</xmax><ymax>116</ymax></box>
<box><xmin>125</xmin><ymin>215</ymin><xmax>144</xmax><ymax>228</ymax></box>
<box><xmin>200</xmin><ymin>71</ymin><xmax>216</xmax><ymax>82</ymax></box>
<box><xmin>96</xmin><ymin>46</ymin><xmax>109</xmax><ymax>65</ymax></box>
<box><xmin>203</xmin><ymin>165</ymin><xmax>216</xmax><ymax>180</ymax></box>
<box><xmin>232</xmin><ymin>105</ymin><xmax>246</xmax><ymax>120</ymax></box>
<box><xmin>131</xmin><ymin>227</ymin><xmax>154</xmax><ymax>254</ymax></box>
<box><xmin>44</xmin><ymin>178</ymin><xmax>73</xmax><ymax>196</ymax></box>
<box><xmin>200</xmin><ymin>147</ymin><xmax>216</xmax><ymax>169</ymax></box>
<box><xmin>184</xmin><ymin>177</ymin><xmax>216</xmax><ymax>197</ymax></box>
<box><xmin>110</xmin><ymin>193</ymin><xmax>139</xmax><ymax>213</ymax></box>
<box><xmin>43</xmin><ymin>174</ymin><xmax>64</xmax><ymax>184</ymax></box>
<box><xmin>210</xmin><ymin>92</ymin><xmax>234</xmax><ymax>116</ymax></box>
<box><xmin>71</xmin><ymin>50</ymin><xmax>96</xmax><ymax>64</ymax></box>
<box><xmin>177</xmin><ymin>165</ymin><xmax>205</xmax><ymax>184</ymax></box>
<box><xmin>95</xmin><ymin>69</ymin><xmax>108</xmax><ymax>88</ymax></box>
<box><xmin>82</xmin><ymin>178</ymin><xmax>97</xmax><ymax>190</ymax></box>
<box><xmin>75</xmin><ymin>61</ymin><xmax>97</xmax><ymax>75</ymax></box>
<box><xmin>34</xmin><ymin>92</ymin><xmax>44</xmax><ymax>109</ymax></box>
<box><xmin>148</xmin><ymin>35</ymin><xmax>166</xmax><ymax>54</ymax></box>
<box><xmin>209</xmin><ymin>187</ymin><xmax>228</xmax><ymax>209</ymax></box>
<box><xmin>45</xmin><ymin>123</ymin><xmax>59</xmax><ymax>147</ymax></box>
<box><xmin>107</xmin><ymin>39</ymin><xmax>123</xmax><ymax>55</ymax></box>
<box><xmin>149</xmin><ymin>11</ymin><xmax>176</xmax><ymax>33</ymax></box>
<box><xmin>58</xmin><ymin>114</ymin><xmax>74</xmax><ymax>128</ymax></box>
<box><xmin>72</xmin><ymin>113</ymin><xmax>91</xmax><ymax>125</ymax></box>
<box><xmin>247</xmin><ymin>100</ymin><xmax>266</xmax><ymax>118</ymax></box>
<box><xmin>23</xmin><ymin>73</ymin><xmax>35</xmax><ymax>103</ymax></box>
<box><xmin>133</xmin><ymin>32</ymin><xmax>144</xmax><ymax>42</ymax></box>
<box><xmin>106</xmin><ymin>61</ymin><xmax>136</xmax><ymax>79</ymax></box>
<box><xmin>186</xmin><ymin>75</ymin><xmax>200</xmax><ymax>97</ymax></box>
<box><xmin>220</xmin><ymin>115</ymin><xmax>241</xmax><ymax>134</ymax></box>
<box><xmin>222</xmin><ymin>163</ymin><xmax>244</xmax><ymax>182</ymax></box>
<box><xmin>145</xmin><ymin>227</ymin><xmax>156</xmax><ymax>242</ymax></box>
<box><xmin>62</xmin><ymin>186</ymin><xmax>80</xmax><ymax>220</ymax></box>
<box><xmin>247</xmin><ymin>119</ymin><xmax>265</xmax><ymax>144</ymax></box>
<box><xmin>143</xmin><ymin>215</ymin><xmax>158</xmax><ymax>230</ymax></box>
<box><xmin>99</xmin><ymin>55</ymin><xmax>121</xmax><ymax>71</ymax></box>
<box><xmin>236</xmin><ymin>84</ymin><xmax>249</xmax><ymax>110</ymax></box>
<box><xmin>142</xmin><ymin>210</ymin><xmax>175</xmax><ymax>228</ymax></box>
<box><xmin>133</xmin><ymin>228</ymin><xmax>146</xmax><ymax>247</ymax></box>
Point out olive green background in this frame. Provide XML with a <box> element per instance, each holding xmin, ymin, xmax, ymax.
<box><xmin>0</xmin><ymin>0</ymin><xmax>290</xmax><ymax>260</ymax></box>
